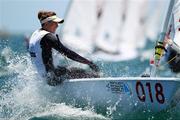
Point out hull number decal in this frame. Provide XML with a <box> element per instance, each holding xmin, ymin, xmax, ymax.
<box><xmin>136</xmin><ymin>81</ymin><xmax>165</xmax><ymax>104</ymax></box>
<box><xmin>106</xmin><ymin>81</ymin><xmax>131</xmax><ymax>94</ymax></box>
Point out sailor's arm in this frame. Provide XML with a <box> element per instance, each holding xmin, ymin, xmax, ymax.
<box><xmin>57</xmin><ymin>39</ymin><xmax>99</xmax><ymax>72</ymax></box>
<box><xmin>47</xmin><ymin>34</ymin><xmax>99</xmax><ymax>72</ymax></box>
<box><xmin>59</xmin><ymin>44</ymin><xmax>94</xmax><ymax>65</ymax></box>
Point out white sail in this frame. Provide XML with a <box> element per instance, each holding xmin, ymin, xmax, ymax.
<box><xmin>62</xmin><ymin>0</ymin><xmax>97</xmax><ymax>53</ymax></box>
<box><xmin>145</xmin><ymin>0</ymin><xmax>168</xmax><ymax>41</ymax></box>
<box><xmin>62</xmin><ymin>0</ymin><xmax>164</xmax><ymax>61</ymax></box>
<box><xmin>94</xmin><ymin>0</ymin><xmax>126</xmax><ymax>54</ymax></box>
<box><xmin>93</xmin><ymin>0</ymin><xmax>148</xmax><ymax>61</ymax></box>
<box><xmin>172</xmin><ymin>0</ymin><xmax>180</xmax><ymax>46</ymax></box>
<box><xmin>120</xmin><ymin>0</ymin><xmax>148</xmax><ymax>48</ymax></box>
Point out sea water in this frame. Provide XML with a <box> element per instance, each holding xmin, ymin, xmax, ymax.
<box><xmin>0</xmin><ymin>35</ymin><xmax>179</xmax><ymax>120</ymax></box>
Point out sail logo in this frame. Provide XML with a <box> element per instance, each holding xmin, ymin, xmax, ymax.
<box><xmin>106</xmin><ymin>81</ymin><xmax>131</xmax><ymax>95</ymax></box>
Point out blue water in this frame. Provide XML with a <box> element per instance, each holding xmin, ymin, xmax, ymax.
<box><xmin>0</xmin><ymin>35</ymin><xmax>179</xmax><ymax>120</ymax></box>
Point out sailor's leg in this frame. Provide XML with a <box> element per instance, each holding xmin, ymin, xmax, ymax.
<box><xmin>67</xmin><ymin>67</ymin><xmax>100</xmax><ymax>79</ymax></box>
<box><xmin>46</xmin><ymin>66</ymin><xmax>69</xmax><ymax>86</ymax></box>
<box><xmin>47</xmin><ymin>66</ymin><xmax>101</xmax><ymax>85</ymax></box>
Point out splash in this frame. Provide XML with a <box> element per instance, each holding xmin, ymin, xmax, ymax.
<box><xmin>29</xmin><ymin>103</ymin><xmax>108</xmax><ymax>120</ymax></box>
<box><xmin>0</xmin><ymin>47</ymin><xmax>108</xmax><ymax>120</ymax></box>
<box><xmin>0</xmin><ymin>45</ymin><xmax>179</xmax><ymax>120</ymax></box>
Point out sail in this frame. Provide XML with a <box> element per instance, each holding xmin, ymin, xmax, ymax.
<box><xmin>117</xmin><ymin>0</ymin><xmax>148</xmax><ymax>60</ymax></box>
<box><xmin>62</xmin><ymin>0</ymin><xmax>164</xmax><ymax>61</ymax></box>
<box><xmin>94</xmin><ymin>0</ymin><xmax>126</xmax><ymax>54</ymax></box>
<box><xmin>145</xmin><ymin>0</ymin><xmax>168</xmax><ymax>41</ymax></box>
<box><xmin>172</xmin><ymin>0</ymin><xmax>180</xmax><ymax>46</ymax></box>
<box><xmin>62</xmin><ymin>0</ymin><xmax>98</xmax><ymax>53</ymax></box>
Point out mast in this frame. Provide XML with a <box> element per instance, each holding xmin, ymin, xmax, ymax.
<box><xmin>152</xmin><ymin>0</ymin><xmax>175</xmax><ymax>76</ymax></box>
<box><xmin>161</xmin><ymin>0</ymin><xmax>175</xmax><ymax>34</ymax></box>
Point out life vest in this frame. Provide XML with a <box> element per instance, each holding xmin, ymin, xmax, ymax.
<box><xmin>29</xmin><ymin>29</ymin><xmax>49</xmax><ymax>77</ymax></box>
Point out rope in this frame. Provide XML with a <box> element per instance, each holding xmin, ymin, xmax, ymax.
<box><xmin>157</xmin><ymin>55</ymin><xmax>177</xmax><ymax>69</ymax></box>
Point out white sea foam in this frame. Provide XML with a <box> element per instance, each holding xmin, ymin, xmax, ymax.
<box><xmin>0</xmin><ymin>48</ymin><xmax>108</xmax><ymax>120</ymax></box>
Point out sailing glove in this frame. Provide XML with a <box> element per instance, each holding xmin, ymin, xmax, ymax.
<box><xmin>89</xmin><ymin>62</ymin><xmax>100</xmax><ymax>72</ymax></box>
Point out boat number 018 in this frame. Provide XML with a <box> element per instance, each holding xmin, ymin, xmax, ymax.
<box><xmin>136</xmin><ymin>81</ymin><xmax>165</xmax><ymax>104</ymax></box>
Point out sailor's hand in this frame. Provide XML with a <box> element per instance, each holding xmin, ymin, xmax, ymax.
<box><xmin>164</xmin><ymin>35</ymin><xmax>173</xmax><ymax>46</ymax></box>
<box><xmin>46</xmin><ymin>71</ymin><xmax>63</xmax><ymax>86</ymax></box>
<box><xmin>89</xmin><ymin>63</ymin><xmax>100</xmax><ymax>72</ymax></box>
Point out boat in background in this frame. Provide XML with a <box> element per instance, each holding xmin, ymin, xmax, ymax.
<box><xmin>61</xmin><ymin>0</ymin><xmax>167</xmax><ymax>62</ymax></box>
<box><xmin>61</xmin><ymin>0</ymin><xmax>97</xmax><ymax>54</ymax></box>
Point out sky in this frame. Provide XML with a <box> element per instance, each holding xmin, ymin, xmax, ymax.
<box><xmin>0</xmin><ymin>0</ymin><xmax>170</xmax><ymax>35</ymax></box>
<box><xmin>0</xmin><ymin>0</ymin><xmax>70</xmax><ymax>34</ymax></box>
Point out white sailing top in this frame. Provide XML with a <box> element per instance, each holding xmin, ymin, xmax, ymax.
<box><xmin>29</xmin><ymin>29</ymin><xmax>49</xmax><ymax>77</ymax></box>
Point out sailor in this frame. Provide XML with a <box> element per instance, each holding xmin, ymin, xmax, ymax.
<box><xmin>164</xmin><ymin>0</ymin><xmax>180</xmax><ymax>73</ymax></box>
<box><xmin>28</xmin><ymin>10</ymin><xmax>99</xmax><ymax>86</ymax></box>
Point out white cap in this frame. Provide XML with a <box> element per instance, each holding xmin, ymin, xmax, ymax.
<box><xmin>40</xmin><ymin>15</ymin><xmax>64</xmax><ymax>24</ymax></box>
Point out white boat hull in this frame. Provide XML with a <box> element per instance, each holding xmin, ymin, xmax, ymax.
<box><xmin>52</xmin><ymin>77</ymin><xmax>180</xmax><ymax>112</ymax></box>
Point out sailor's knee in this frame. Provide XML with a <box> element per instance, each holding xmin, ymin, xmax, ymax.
<box><xmin>46</xmin><ymin>71</ymin><xmax>64</xmax><ymax>86</ymax></box>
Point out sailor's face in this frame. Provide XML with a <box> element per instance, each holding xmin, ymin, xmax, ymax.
<box><xmin>48</xmin><ymin>21</ymin><xmax>58</xmax><ymax>33</ymax></box>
